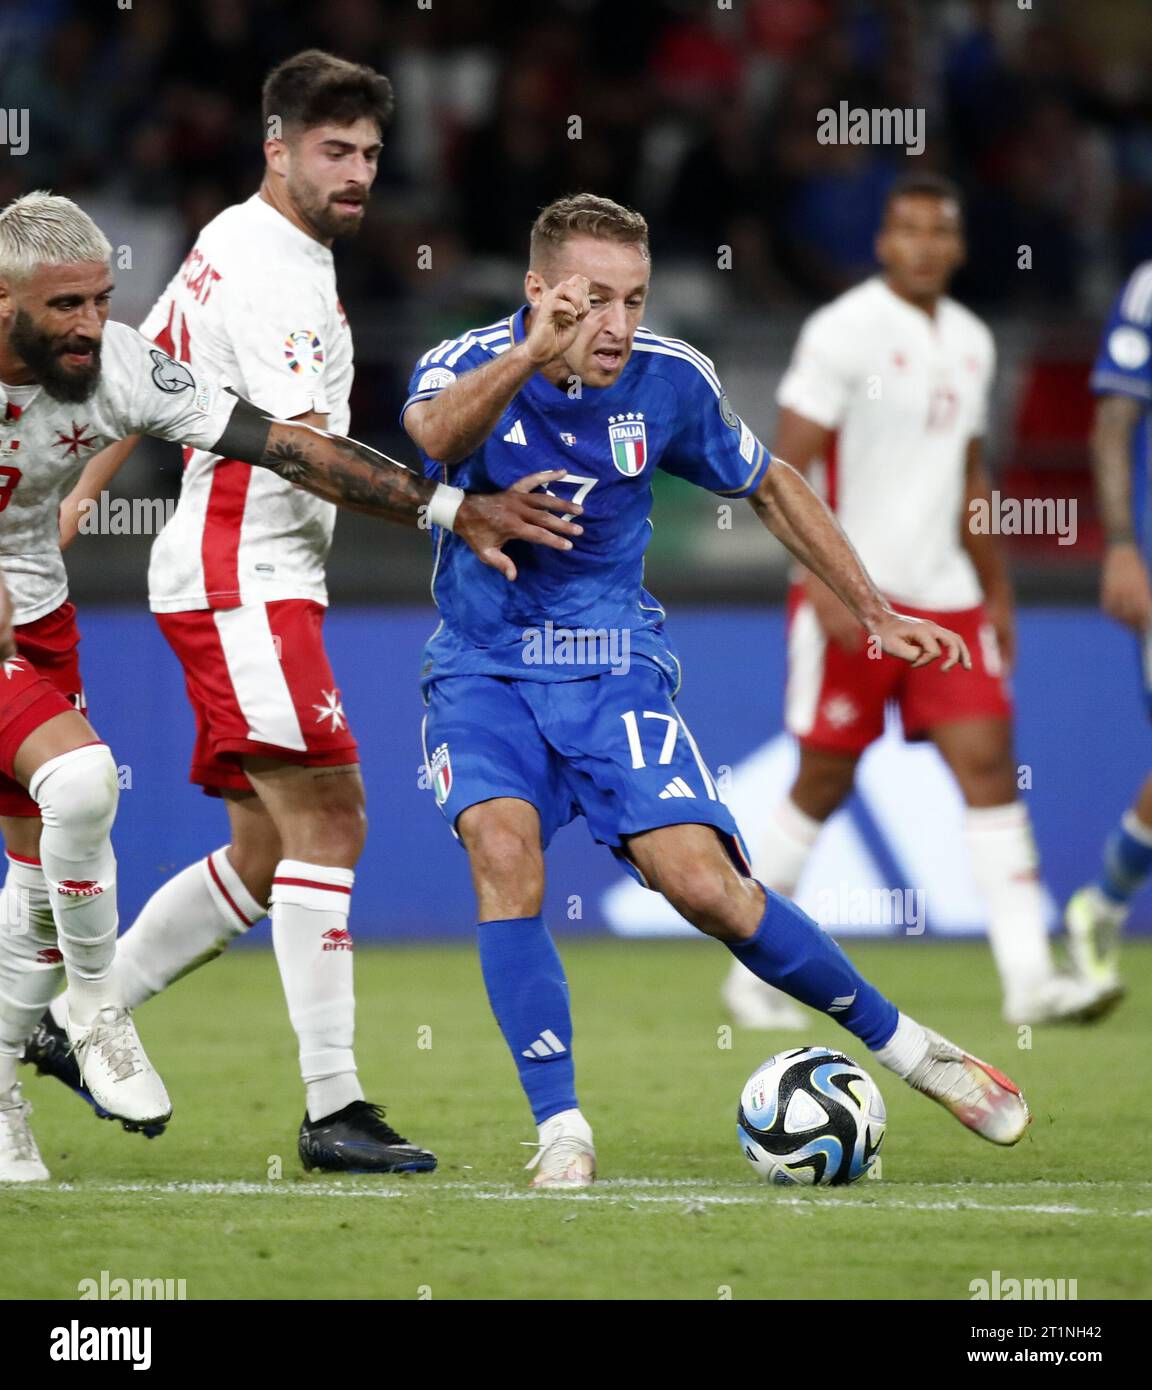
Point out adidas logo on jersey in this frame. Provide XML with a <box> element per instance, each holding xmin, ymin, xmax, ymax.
<box><xmin>503</xmin><ymin>419</ymin><xmax>527</xmax><ymax>445</ymax></box>
<box><xmin>521</xmin><ymin>1029</ymin><xmax>567</xmax><ymax>1059</ymax></box>
<box><xmin>658</xmin><ymin>777</ymin><xmax>695</xmax><ymax>800</ymax></box>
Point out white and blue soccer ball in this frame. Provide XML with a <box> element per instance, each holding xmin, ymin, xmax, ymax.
<box><xmin>737</xmin><ymin>1046</ymin><xmax>886</xmax><ymax>1186</ymax></box>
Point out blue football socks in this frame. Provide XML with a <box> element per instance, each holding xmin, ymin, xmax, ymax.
<box><xmin>728</xmin><ymin>885</ymin><xmax>899</xmax><ymax>1049</ymax></box>
<box><xmin>477</xmin><ymin>916</ymin><xmax>578</xmax><ymax>1124</ymax></box>
<box><xmin>1099</xmin><ymin>812</ymin><xmax>1152</xmax><ymax>905</ymax></box>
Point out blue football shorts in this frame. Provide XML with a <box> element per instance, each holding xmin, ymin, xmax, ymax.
<box><xmin>421</xmin><ymin>663</ymin><xmax>750</xmax><ymax>880</ymax></box>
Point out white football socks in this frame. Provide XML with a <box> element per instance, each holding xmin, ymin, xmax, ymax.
<box><xmin>871</xmin><ymin>1011</ymin><xmax>930</xmax><ymax>1079</ymax></box>
<box><xmin>30</xmin><ymin>745</ymin><xmax>120</xmax><ymax>1027</ymax></box>
<box><xmin>270</xmin><ymin>860</ymin><xmax>364</xmax><ymax>1122</ymax></box>
<box><xmin>965</xmin><ymin>802</ymin><xmax>1054</xmax><ymax>1000</ymax></box>
<box><xmin>113</xmin><ymin>847</ymin><xmax>267</xmax><ymax>1010</ymax></box>
<box><xmin>538</xmin><ymin>1108</ymin><xmax>593</xmax><ymax>1145</ymax></box>
<box><xmin>752</xmin><ymin>797</ymin><xmax>824</xmax><ymax>892</ymax></box>
<box><xmin>0</xmin><ymin>854</ymin><xmax>63</xmax><ymax>1088</ymax></box>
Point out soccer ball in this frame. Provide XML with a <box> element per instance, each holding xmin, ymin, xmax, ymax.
<box><xmin>737</xmin><ymin>1046</ymin><xmax>886</xmax><ymax>1186</ymax></box>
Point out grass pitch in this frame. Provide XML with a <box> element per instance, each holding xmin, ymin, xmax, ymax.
<box><xmin>4</xmin><ymin>938</ymin><xmax>1149</xmax><ymax>1301</ymax></box>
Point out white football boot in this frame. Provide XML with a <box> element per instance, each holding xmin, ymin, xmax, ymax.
<box><xmin>66</xmin><ymin>1005</ymin><xmax>171</xmax><ymax>1128</ymax></box>
<box><xmin>1064</xmin><ymin>885</ymin><xmax>1126</xmax><ymax>992</ymax></box>
<box><xmin>904</xmin><ymin>1028</ymin><xmax>1030</xmax><ymax>1146</ymax></box>
<box><xmin>1003</xmin><ymin>971</ymin><xmax>1124</xmax><ymax>1026</ymax></box>
<box><xmin>0</xmin><ymin>1083</ymin><xmax>50</xmax><ymax>1182</ymax></box>
<box><xmin>722</xmin><ymin>961</ymin><xmax>806</xmax><ymax>1030</ymax></box>
<box><xmin>526</xmin><ymin>1109</ymin><xmax>596</xmax><ymax>1188</ymax></box>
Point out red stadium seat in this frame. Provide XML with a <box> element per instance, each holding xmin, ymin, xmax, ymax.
<box><xmin>999</xmin><ymin>354</ymin><xmax>1102</xmax><ymax>559</ymax></box>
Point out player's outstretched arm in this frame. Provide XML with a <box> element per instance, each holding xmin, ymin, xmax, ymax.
<box><xmin>1092</xmin><ymin>393</ymin><xmax>1152</xmax><ymax>629</ymax></box>
<box><xmin>749</xmin><ymin>457</ymin><xmax>971</xmax><ymax>671</ymax></box>
<box><xmin>59</xmin><ymin>435</ymin><xmax>142</xmax><ymax>549</ymax></box>
<box><xmin>771</xmin><ymin>405</ymin><xmax>867</xmax><ymax>653</ymax></box>
<box><xmin>209</xmin><ymin>398</ymin><xmax>582</xmax><ymax>581</ymax></box>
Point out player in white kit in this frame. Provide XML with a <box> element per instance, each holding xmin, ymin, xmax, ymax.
<box><xmin>724</xmin><ymin>174</ymin><xmax>1121</xmax><ymax>1030</ymax></box>
<box><xmin>0</xmin><ymin>188</ymin><xmax>582</xmax><ymax>1182</ymax></box>
<box><xmin>30</xmin><ymin>52</ymin><xmax>572</xmax><ymax>1174</ymax></box>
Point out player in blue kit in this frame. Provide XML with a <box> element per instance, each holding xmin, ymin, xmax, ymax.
<box><xmin>1065</xmin><ymin>261</ymin><xmax>1152</xmax><ymax>991</ymax></box>
<box><xmin>403</xmin><ymin>194</ymin><xmax>1031</xmax><ymax>1186</ymax></box>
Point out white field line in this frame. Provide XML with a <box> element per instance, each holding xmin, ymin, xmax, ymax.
<box><xmin>471</xmin><ymin>1194</ymin><xmax>1151</xmax><ymax>1216</ymax></box>
<box><xmin>49</xmin><ymin>1177</ymin><xmax>1152</xmax><ymax>1191</ymax></box>
<box><xmin>31</xmin><ymin>1180</ymin><xmax>1151</xmax><ymax>1218</ymax></box>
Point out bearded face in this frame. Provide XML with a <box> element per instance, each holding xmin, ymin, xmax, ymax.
<box><xmin>285</xmin><ymin>161</ymin><xmax>369</xmax><ymax>242</ymax></box>
<box><xmin>9</xmin><ymin>305</ymin><xmax>102</xmax><ymax>403</ymax></box>
<box><xmin>276</xmin><ymin>117</ymin><xmax>381</xmax><ymax>244</ymax></box>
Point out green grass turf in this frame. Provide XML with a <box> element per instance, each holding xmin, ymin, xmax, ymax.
<box><xmin>4</xmin><ymin>938</ymin><xmax>1150</xmax><ymax>1301</ymax></box>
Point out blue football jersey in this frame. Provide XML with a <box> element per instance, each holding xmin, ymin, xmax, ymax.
<box><xmin>1091</xmin><ymin>262</ymin><xmax>1152</xmax><ymax>552</ymax></box>
<box><xmin>403</xmin><ymin>306</ymin><xmax>771</xmax><ymax>691</ymax></box>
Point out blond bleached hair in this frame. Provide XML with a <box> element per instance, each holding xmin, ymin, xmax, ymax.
<box><xmin>0</xmin><ymin>191</ymin><xmax>112</xmax><ymax>285</ymax></box>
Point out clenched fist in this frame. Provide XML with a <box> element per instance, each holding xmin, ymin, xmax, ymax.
<box><xmin>524</xmin><ymin>276</ymin><xmax>591</xmax><ymax>367</ymax></box>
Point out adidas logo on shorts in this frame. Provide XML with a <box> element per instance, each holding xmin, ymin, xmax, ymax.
<box><xmin>658</xmin><ymin>777</ymin><xmax>695</xmax><ymax>799</ymax></box>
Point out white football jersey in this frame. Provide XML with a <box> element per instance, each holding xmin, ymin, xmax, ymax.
<box><xmin>777</xmin><ymin>276</ymin><xmax>995</xmax><ymax>610</ymax></box>
<box><xmin>0</xmin><ymin>323</ymin><xmax>237</xmax><ymax>625</ymax></box>
<box><xmin>141</xmin><ymin>194</ymin><xmax>353</xmax><ymax>612</ymax></box>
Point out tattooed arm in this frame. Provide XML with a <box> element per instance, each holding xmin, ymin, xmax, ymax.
<box><xmin>252</xmin><ymin>419</ymin><xmax>435</xmax><ymax>519</ymax></box>
<box><xmin>209</xmin><ymin>395</ymin><xmax>582</xmax><ymax>581</ymax></box>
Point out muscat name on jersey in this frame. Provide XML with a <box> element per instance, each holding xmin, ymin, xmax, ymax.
<box><xmin>0</xmin><ymin>323</ymin><xmax>237</xmax><ymax>626</ymax></box>
<box><xmin>777</xmin><ymin>275</ymin><xmax>995</xmax><ymax>611</ymax></box>
<box><xmin>403</xmin><ymin>307</ymin><xmax>771</xmax><ymax>692</ymax></box>
<box><xmin>140</xmin><ymin>194</ymin><xmax>354</xmax><ymax>613</ymax></box>
<box><xmin>1091</xmin><ymin>260</ymin><xmax>1152</xmax><ymax>556</ymax></box>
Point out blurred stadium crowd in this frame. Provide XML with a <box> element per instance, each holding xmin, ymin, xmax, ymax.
<box><xmin>3</xmin><ymin>0</ymin><xmax>1151</xmax><ymax>309</ymax></box>
<box><xmin>2</xmin><ymin>0</ymin><xmax>1150</xmax><ymax>599</ymax></box>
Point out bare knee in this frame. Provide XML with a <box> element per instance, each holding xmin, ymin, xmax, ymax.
<box><xmin>1135</xmin><ymin>773</ymin><xmax>1152</xmax><ymax>828</ymax></box>
<box><xmin>279</xmin><ymin>796</ymin><xmax>367</xmax><ymax>868</ymax></box>
<box><xmin>933</xmin><ymin>728</ymin><xmax>1017</xmax><ymax>806</ymax></box>
<box><xmin>242</xmin><ymin>762</ymin><xmax>368</xmax><ymax>869</ymax></box>
<box><xmin>959</xmin><ymin>761</ymin><xmax>1017</xmax><ymax>808</ymax></box>
<box><xmin>1</xmin><ymin>816</ymin><xmax>42</xmax><ymax>863</ymax></box>
<box><xmin>317</xmin><ymin>800</ymin><xmax>368</xmax><ymax>862</ymax></box>
<box><xmin>226</xmin><ymin>836</ymin><xmax>281</xmax><ymax>906</ymax></box>
<box><xmin>460</xmin><ymin>804</ymin><xmax>545</xmax><ymax>919</ymax></box>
